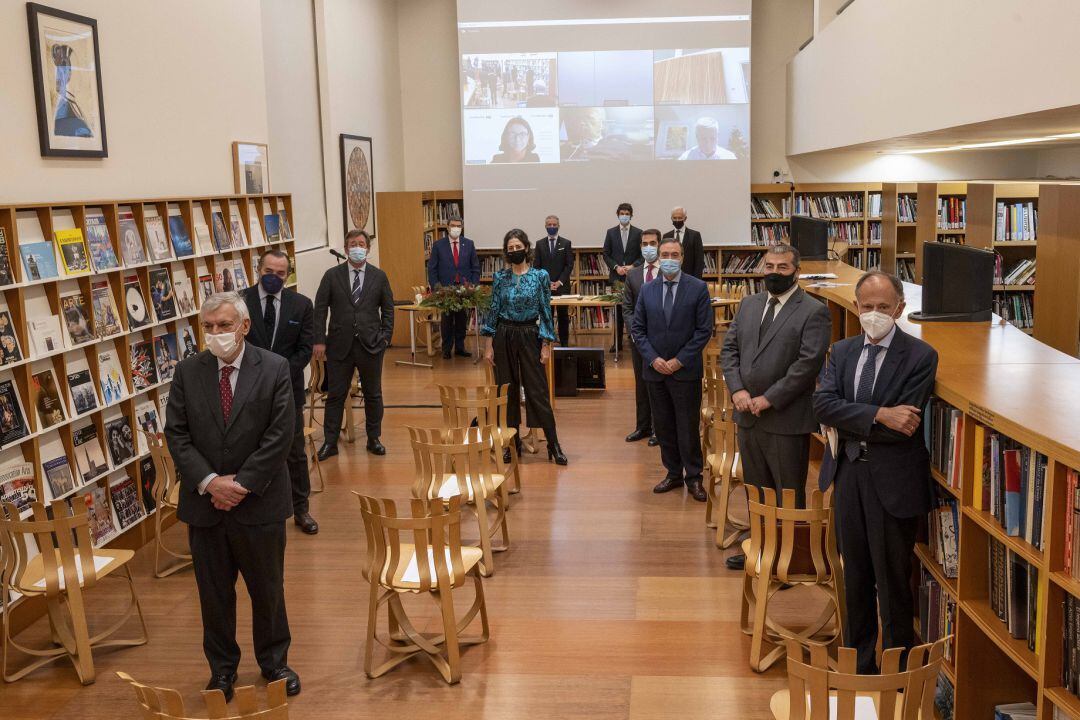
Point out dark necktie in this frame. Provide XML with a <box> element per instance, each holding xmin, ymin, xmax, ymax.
<box><xmin>550</xmin><ymin>238</ymin><xmax>557</xmax><ymax>256</ymax></box>
<box><xmin>220</xmin><ymin>366</ymin><xmax>234</xmax><ymax>422</ymax></box>
<box><xmin>759</xmin><ymin>297</ymin><xmax>780</xmax><ymax>343</ymax></box>
<box><xmin>351</xmin><ymin>269</ymin><xmax>363</xmax><ymax>304</ymax></box>
<box><xmin>663</xmin><ymin>281</ymin><xmax>675</xmax><ymax>323</ymax></box>
<box><xmin>645</xmin><ymin>264</ymin><xmax>655</xmax><ymax>283</ymax></box>
<box><xmin>264</xmin><ymin>295</ymin><xmax>276</xmax><ymax>345</ymax></box>
<box><xmin>855</xmin><ymin>344</ymin><xmax>883</xmax><ymax>403</ymax></box>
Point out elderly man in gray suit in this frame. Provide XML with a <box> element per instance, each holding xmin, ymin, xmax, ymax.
<box><xmin>720</xmin><ymin>244</ymin><xmax>831</xmax><ymax>570</ymax></box>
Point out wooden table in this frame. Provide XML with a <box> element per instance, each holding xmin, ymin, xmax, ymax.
<box><xmin>550</xmin><ymin>295</ymin><xmax>620</xmax><ymax>362</ymax></box>
<box><xmin>392</xmin><ymin>303</ymin><xmax>433</xmax><ymax>369</ymax></box>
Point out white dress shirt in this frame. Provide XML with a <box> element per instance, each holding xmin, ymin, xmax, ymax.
<box><xmin>761</xmin><ymin>280</ymin><xmax>800</xmax><ymax>322</ymax></box>
<box><xmin>198</xmin><ymin>342</ymin><xmax>246</xmax><ymax>495</ymax></box>
<box><xmin>643</xmin><ymin>261</ymin><xmax>659</xmax><ymax>284</ymax></box>
<box><xmin>257</xmin><ymin>284</ymin><xmax>282</xmax><ymax>346</ymax></box>
<box><xmin>853</xmin><ymin>324</ymin><xmax>897</xmax><ymax>398</ymax></box>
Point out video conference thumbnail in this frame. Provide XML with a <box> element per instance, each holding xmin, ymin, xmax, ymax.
<box><xmin>463</xmin><ymin>108</ymin><xmax>560</xmax><ymax>165</ymax></box>
<box><xmin>463</xmin><ymin>53</ymin><xmax>558</xmax><ymax>108</ymax></box>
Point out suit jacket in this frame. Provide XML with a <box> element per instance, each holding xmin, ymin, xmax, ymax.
<box><xmin>428</xmin><ymin>235</ymin><xmax>480</xmax><ymax>287</ymax></box>
<box><xmin>313</xmin><ymin>262</ymin><xmax>395</xmax><ymax>360</ymax></box>
<box><xmin>720</xmin><ymin>288</ymin><xmax>831</xmax><ymax>434</ymax></box>
<box><xmin>630</xmin><ymin>273</ymin><xmax>713</xmax><ymax>382</ymax></box>
<box><xmin>661</xmin><ymin>227</ymin><xmax>706</xmax><ymax>279</ymax></box>
<box><xmin>602</xmin><ymin>225</ymin><xmax>642</xmax><ymax>284</ymax></box>
<box><xmin>622</xmin><ymin>261</ymin><xmax>660</xmax><ymax>341</ymax></box>
<box><xmin>813</xmin><ymin>327</ymin><xmax>939</xmax><ymax>518</ymax></box>
<box><xmin>166</xmin><ymin>345</ymin><xmax>295</xmax><ymax>528</ymax></box>
<box><xmin>242</xmin><ymin>286</ymin><xmax>313</xmax><ymax>408</ymax></box>
<box><xmin>533</xmin><ymin>234</ymin><xmax>574</xmax><ymax>293</ymax></box>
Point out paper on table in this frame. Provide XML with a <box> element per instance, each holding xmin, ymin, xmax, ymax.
<box><xmin>401</xmin><ymin>547</ymin><xmax>455</xmax><ymax>583</ymax></box>
<box><xmin>33</xmin><ymin>553</ymin><xmax>112</xmax><ymax>589</ymax></box>
<box><xmin>800</xmin><ymin>273</ymin><xmax>838</xmax><ymax>279</ymax></box>
<box><xmin>807</xmin><ymin>281</ymin><xmax>852</xmax><ymax>288</ymax></box>
<box><xmin>822</xmin><ymin>425</ymin><xmax>839</xmax><ymax>460</ymax></box>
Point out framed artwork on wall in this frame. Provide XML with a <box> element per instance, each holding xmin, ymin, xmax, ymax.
<box><xmin>26</xmin><ymin>3</ymin><xmax>108</xmax><ymax>158</ymax></box>
<box><xmin>340</xmin><ymin>134</ymin><xmax>377</xmax><ymax>239</ymax></box>
<box><xmin>232</xmin><ymin>141</ymin><xmax>269</xmax><ymax>194</ymax></box>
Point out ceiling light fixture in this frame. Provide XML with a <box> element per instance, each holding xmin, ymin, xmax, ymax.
<box><xmin>898</xmin><ymin>131</ymin><xmax>1080</xmax><ymax>154</ymax></box>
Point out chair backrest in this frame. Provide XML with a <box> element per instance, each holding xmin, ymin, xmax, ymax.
<box><xmin>354</xmin><ymin>494</ymin><xmax>466</xmax><ymax>591</ymax></box>
<box><xmin>482</xmin><ymin>364</ymin><xmax>496</xmax><ymax>387</ymax></box>
<box><xmin>118</xmin><ymin>672</ymin><xmax>290</xmax><ymax>719</ymax></box>
<box><xmin>141</xmin><ymin>430</ymin><xmax>179</xmax><ymax>509</ymax></box>
<box><xmin>744</xmin><ymin>486</ymin><xmax>838</xmax><ymax>583</ymax></box>
<box><xmin>408</xmin><ymin>425</ymin><xmax>501</xmax><ymax>502</ymax></box>
<box><xmin>782</xmin><ymin>638</ymin><xmax>947</xmax><ymax>720</ymax></box>
<box><xmin>438</xmin><ymin>384</ymin><xmax>510</xmax><ymax>431</ymax></box>
<box><xmin>702</xmin><ymin>366</ymin><xmax>729</xmax><ymax>414</ymax></box>
<box><xmin>0</xmin><ymin>500</ymin><xmax>97</xmax><ymax>602</ymax></box>
<box><xmin>307</xmin><ymin>357</ymin><xmax>328</xmax><ymax>397</ymax></box>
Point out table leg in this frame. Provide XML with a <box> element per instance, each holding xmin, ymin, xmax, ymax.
<box><xmin>394</xmin><ymin>310</ymin><xmax>433</xmax><ymax>369</ymax></box>
<box><xmin>611</xmin><ymin>305</ymin><xmax>619</xmax><ymax>364</ymax></box>
<box><xmin>473</xmin><ymin>307</ymin><xmax>482</xmax><ymax>364</ymax></box>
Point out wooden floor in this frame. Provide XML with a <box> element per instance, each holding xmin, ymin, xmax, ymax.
<box><xmin>0</xmin><ymin>345</ymin><xmax>820</xmax><ymax>719</ymax></box>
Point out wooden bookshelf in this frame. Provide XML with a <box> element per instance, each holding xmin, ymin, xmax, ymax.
<box><xmin>1032</xmin><ymin>184</ymin><xmax>1079</xmax><ymax>358</ymax></box>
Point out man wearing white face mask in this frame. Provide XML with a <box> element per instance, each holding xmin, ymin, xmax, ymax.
<box><xmin>428</xmin><ymin>217</ymin><xmax>480</xmax><ymax>359</ymax></box>
<box><xmin>813</xmin><ymin>270</ymin><xmax>939</xmax><ymax>674</ymax></box>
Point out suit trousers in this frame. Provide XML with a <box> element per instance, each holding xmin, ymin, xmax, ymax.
<box><xmin>834</xmin><ymin>455</ymin><xmax>918</xmax><ymax>674</ymax></box>
<box><xmin>493</xmin><ymin>322</ymin><xmax>555</xmax><ymax>430</ymax></box>
<box><xmin>287</xmin><ymin>408</ymin><xmax>310</xmax><ymax>514</ymax></box>
<box><xmin>646</xmin><ymin>376</ymin><xmax>702</xmax><ymax>480</ymax></box>
<box><xmin>189</xmin><ymin>517</ymin><xmax>290</xmax><ymax>676</ymax></box>
<box><xmin>441</xmin><ymin>310</ymin><xmax>468</xmax><ymax>352</ymax></box>
<box><xmin>736</xmin><ymin>426</ymin><xmax>810</xmax><ymax>508</ymax></box>
<box><xmin>324</xmin><ymin>340</ymin><xmax>385</xmax><ymax>445</ymax></box>
<box><xmin>554</xmin><ymin>304</ymin><xmax>570</xmax><ymax>347</ymax></box>
<box><xmin>629</xmin><ymin>343</ymin><xmax>653</xmax><ymax>433</ymax></box>
<box><xmin>613</xmin><ymin>305</ymin><xmax>624</xmax><ymax>350</ymax></box>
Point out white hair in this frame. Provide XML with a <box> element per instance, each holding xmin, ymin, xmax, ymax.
<box><xmin>695</xmin><ymin>116</ymin><xmax>720</xmax><ymax>132</ymax></box>
<box><xmin>200</xmin><ymin>292</ymin><xmax>249</xmax><ymax>321</ymax></box>
<box><xmin>671</xmin><ymin>206</ymin><xmax>686</xmax><ymax>215</ymax></box>
<box><xmin>545</xmin><ymin>214</ymin><xmax>560</xmax><ymax>223</ymax></box>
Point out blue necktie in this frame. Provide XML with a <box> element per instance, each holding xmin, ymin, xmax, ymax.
<box><xmin>855</xmin><ymin>344</ymin><xmax>882</xmax><ymax>403</ymax></box>
<box><xmin>663</xmin><ymin>281</ymin><xmax>675</xmax><ymax>323</ymax></box>
<box><xmin>351</xmin><ymin>269</ymin><xmax>363</xmax><ymax>304</ymax></box>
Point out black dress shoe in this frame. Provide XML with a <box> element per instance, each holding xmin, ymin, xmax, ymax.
<box><xmin>548</xmin><ymin>442</ymin><xmax>568</xmax><ymax>465</ymax></box>
<box><xmin>316</xmin><ymin>444</ymin><xmax>338</xmax><ymax>461</ymax></box>
<box><xmin>262</xmin><ymin>666</ymin><xmax>301</xmax><ymax>696</ymax></box>
<box><xmin>648</xmin><ymin>435</ymin><xmax>659</xmax><ymax>447</ymax></box>
<box><xmin>442</xmin><ymin>350</ymin><xmax>452</xmax><ymax>359</ymax></box>
<box><xmin>685</xmin><ymin>479</ymin><xmax>708</xmax><ymax>502</ymax></box>
<box><xmin>502</xmin><ymin>448</ymin><xmax>512</xmax><ymax>464</ymax></box>
<box><xmin>454</xmin><ymin>348</ymin><xmax>472</xmax><ymax>357</ymax></box>
<box><xmin>653</xmin><ymin>476</ymin><xmax>684</xmax><ymax>494</ymax></box>
<box><xmin>725</xmin><ymin>554</ymin><xmax>746</xmax><ymax>571</ymax></box>
<box><xmin>294</xmin><ymin>512</ymin><xmax>318</xmax><ymax>535</ymax></box>
<box><xmin>625</xmin><ymin>429</ymin><xmax>650</xmax><ymax>442</ymax></box>
<box><xmin>206</xmin><ymin>672</ymin><xmax>238</xmax><ymax>703</ymax></box>
<box><xmin>366</xmin><ymin>438</ymin><xmax>386</xmax><ymax>455</ymax></box>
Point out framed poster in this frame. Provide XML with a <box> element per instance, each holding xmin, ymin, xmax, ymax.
<box><xmin>232</xmin><ymin>141</ymin><xmax>269</xmax><ymax>194</ymax></box>
<box><xmin>26</xmin><ymin>3</ymin><xmax>108</xmax><ymax>158</ymax></box>
<box><xmin>340</xmin><ymin>134</ymin><xmax>376</xmax><ymax>239</ymax></box>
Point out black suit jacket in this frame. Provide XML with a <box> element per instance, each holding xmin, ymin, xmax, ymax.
<box><xmin>242</xmin><ymin>286</ymin><xmax>313</xmax><ymax>408</ymax></box>
<box><xmin>630</xmin><ymin>273</ymin><xmax>713</xmax><ymax>382</ymax></box>
<box><xmin>813</xmin><ymin>326</ymin><xmax>939</xmax><ymax>518</ymax></box>
<box><xmin>533</xmin><ymin>234</ymin><xmax>574</xmax><ymax>293</ymax></box>
<box><xmin>166</xmin><ymin>345</ymin><xmax>295</xmax><ymax>527</ymax></box>
<box><xmin>602</xmin><ymin>225</ymin><xmax>642</xmax><ymax>283</ymax></box>
<box><xmin>313</xmin><ymin>262</ymin><xmax>395</xmax><ymax>360</ymax></box>
<box><xmin>662</xmin><ymin>227</ymin><xmax>706</xmax><ymax>279</ymax></box>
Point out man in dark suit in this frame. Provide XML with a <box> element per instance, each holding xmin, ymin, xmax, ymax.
<box><xmin>602</xmin><ymin>202</ymin><xmax>642</xmax><ymax>353</ymax></box>
<box><xmin>662</xmin><ymin>206</ymin><xmax>706</xmax><ymax>279</ymax></box>
<box><xmin>427</xmin><ymin>216</ymin><xmax>480</xmax><ymax>358</ymax></box>
<box><xmin>631</xmin><ymin>238</ymin><xmax>713</xmax><ymax>501</ymax></box>
<box><xmin>165</xmin><ymin>292</ymin><xmax>299</xmax><ymax>701</ymax></box>
<box><xmin>242</xmin><ymin>250</ymin><xmax>317</xmax><ymax>535</ymax></box>
<box><xmin>533</xmin><ymin>214</ymin><xmax>574</xmax><ymax>347</ymax></box>
<box><xmin>313</xmin><ymin>229</ymin><xmax>395</xmax><ymax>458</ymax></box>
<box><xmin>814</xmin><ymin>270</ymin><xmax>938</xmax><ymax>674</ymax></box>
<box><xmin>720</xmin><ymin>244</ymin><xmax>831</xmax><ymax>570</ymax></box>
<box><xmin>622</xmin><ymin>228</ymin><xmax>661</xmax><ymax>445</ymax></box>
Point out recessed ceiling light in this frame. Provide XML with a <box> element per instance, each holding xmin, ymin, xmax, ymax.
<box><xmin>899</xmin><ymin>131</ymin><xmax>1080</xmax><ymax>154</ymax></box>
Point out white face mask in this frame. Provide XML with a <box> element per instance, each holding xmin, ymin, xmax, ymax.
<box><xmin>859</xmin><ymin>310</ymin><xmax>895</xmax><ymax>341</ymax></box>
<box><xmin>448</xmin><ymin>227</ymin><xmax>462</xmax><ymax>239</ymax></box>
<box><xmin>207</xmin><ymin>331</ymin><xmax>240</xmax><ymax>359</ymax></box>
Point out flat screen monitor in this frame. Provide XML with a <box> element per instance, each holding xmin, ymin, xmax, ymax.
<box><xmin>790</xmin><ymin>215</ymin><xmax>830</xmax><ymax>260</ymax></box>
<box><xmin>908</xmin><ymin>241</ymin><xmax>993</xmax><ymax>322</ymax></box>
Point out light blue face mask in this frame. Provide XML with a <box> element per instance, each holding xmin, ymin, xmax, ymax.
<box><xmin>640</xmin><ymin>245</ymin><xmax>658</xmax><ymax>263</ymax></box>
<box><xmin>348</xmin><ymin>246</ymin><xmax>367</xmax><ymax>263</ymax></box>
<box><xmin>659</xmin><ymin>258</ymin><xmax>682</xmax><ymax>277</ymax></box>
<box><xmin>618</xmin><ymin>214</ymin><xmax>631</xmax><ymax>225</ymax></box>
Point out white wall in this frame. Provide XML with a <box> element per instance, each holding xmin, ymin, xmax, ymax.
<box><xmin>788</xmin><ymin>148</ymin><xmax>1039</xmax><ymax>183</ymax></box>
<box><xmin>0</xmin><ymin>0</ymin><xmax>269</xmax><ymax>203</ymax></box>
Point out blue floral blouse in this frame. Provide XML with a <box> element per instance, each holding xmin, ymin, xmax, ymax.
<box><xmin>481</xmin><ymin>268</ymin><xmax>556</xmax><ymax>342</ymax></box>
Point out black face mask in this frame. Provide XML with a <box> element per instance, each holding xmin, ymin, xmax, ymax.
<box><xmin>763</xmin><ymin>271</ymin><xmax>797</xmax><ymax>295</ymax></box>
<box><xmin>672</xmin><ymin>220</ymin><xmax>685</xmax><ymax>230</ymax></box>
<box><xmin>506</xmin><ymin>249</ymin><xmax>528</xmax><ymax>265</ymax></box>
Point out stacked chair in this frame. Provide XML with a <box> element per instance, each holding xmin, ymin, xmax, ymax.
<box><xmin>701</xmin><ymin>367</ymin><xmax>747</xmax><ymax>548</ymax></box>
<box><xmin>141</xmin><ymin>430</ymin><xmax>193</xmax><ymax>578</ymax></box>
<box><xmin>438</xmin><ymin>383</ymin><xmax>523</xmax><ymax>495</ymax></box>
<box><xmin>119</xmin><ymin>672</ymin><xmax>289</xmax><ymax>719</ymax></box>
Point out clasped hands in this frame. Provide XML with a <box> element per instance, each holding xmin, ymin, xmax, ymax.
<box><xmin>732</xmin><ymin>389</ymin><xmax>772</xmax><ymax>416</ymax></box>
<box><xmin>651</xmin><ymin>357</ymin><xmax>683</xmax><ymax>375</ymax></box>
<box><xmin>874</xmin><ymin>404</ymin><xmax>922</xmax><ymax>436</ymax></box>
<box><xmin>208</xmin><ymin>474</ymin><xmax>249</xmax><ymax>511</ymax></box>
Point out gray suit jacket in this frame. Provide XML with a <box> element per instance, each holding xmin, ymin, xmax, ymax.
<box><xmin>166</xmin><ymin>345</ymin><xmax>295</xmax><ymax>528</ymax></box>
<box><xmin>313</xmin><ymin>262</ymin><xmax>395</xmax><ymax>359</ymax></box>
<box><xmin>720</xmin><ymin>287</ymin><xmax>831</xmax><ymax>434</ymax></box>
<box><xmin>621</xmin><ymin>262</ymin><xmax>657</xmax><ymax>341</ymax></box>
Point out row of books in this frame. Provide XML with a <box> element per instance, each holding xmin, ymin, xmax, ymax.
<box><xmin>750</xmin><ymin>223</ymin><xmax>790</xmax><ymax>246</ymax></box>
<box><xmin>1062</xmin><ymin>468</ymin><xmax>1080</xmax><ymax>578</ymax></box>
<box><xmin>1054</xmin><ymin>708</ymin><xmax>1078</xmax><ymax>720</ymax></box>
<box><xmin>727</xmin><ymin>278</ymin><xmax>763</xmax><ymax>294</ymax></box>
<box><xmin>792</xmin><ymin>193</ymin><xmax>863</xmax><ymax>218</ymax></box>
<box><xmin>996</xmin><ymin>257</ymin><xmax>1036</xmax><ymax>286</ymax></box>
<box><xmin>937</xmin><ymin>234</ymin><xmax>966</xmax><ymax>244</ymax></box>
<box><xmin>848</xmin><ymin>248</ymin><xmax>881</xmax><ymax>271</ymax></box>
<box><xmin>480</xmin><ymin>255</ymin><xmax>507</xmax><ymax>279</ymax></box>
<box><xmin>576</xmin><ymin>252</ymin><xmax>610</xmax><ymax>277</ymax></box>
<box><xmin>702</xmin><ymin>254</ymin><xmax>719</xmax><ymax>274</ymax></box>
<box><xmin>975</xmin><ymin>425</ymin><xmax>1047</xmax><ymax>548</ymax></box>
<box><xmin>994</xmin><ymin>292</ymin><xmax>1035</xmax><ymax>330</ymax></box>
<box><xmin>898</xmin><ymin>194</ymin><xmax>918</xmax><ymax>223</ymax></box>
<box><xmin>996</xmin><ymin>703</ymin><xmax>1036</xmax><ymax>720</ymax></box>
<box><xmin>721</xmin><ymin>251</ymin><xmax>764</xmax><ymax>274</ymax></box>
<box><xmin>927</xmin><ymin>397</ymin><xmax>964</xmax><ymax>490</ymax></box>
<box><xmin>826</xmin><ymin>221</ymin><xmax>862</xmax><ymax>243</ymax></box>
<box><xmin>928</xmin><ymin>496</ymin><xmax>959</xmax><ymax>578</ymax></box>
<box><xmin>988</xmin><ymin>536</ymin><xmax>1038</xmax><ymax>651</ymax></box>
<box><xmin>750</xmin><ymin>196</ymin><xmax>790</xmax><ymax>219</ymax></box>
<box><xmin>917</xmin><ymin>567</ymin><xmax>956</xmax><ymax>662</ymax></box>
<box><xmin>996</xmin><ymin>200</ymin><xmax>1038</xmax><ymax>242</ymax></box>
<box><xmin>867</xmin><ymin>221</ymin><xmax>882</xmax><ymax>244</ymax></box>
<box><xmin>867</xmin><ymin>193</ymin><xmax>882</xmax><ymax>218</ymax></box>
<box><xmin>1063</xmin><ymin>592</ymin><xmax>1080</xmax><ymax>699</ymax></box>
<box><xmin>897</xmin><ymin>258</ymin><xmax>916</xmax><ymax>282</ymax></box>
<box><xmin>434</xmin><ymin>201</ymin><xmax>462</xmax><ymax>225</ymax></box>
<box><xmin>937</xmin><ymin>196</ymin><xmax>966</xmax><ymax>230</ymax></box>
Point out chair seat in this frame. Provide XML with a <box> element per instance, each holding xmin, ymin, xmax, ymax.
<box><xmin>430</xmin><ymin>473</ymin><xmax>505</xmax><ymax>502</ymax></box>
<box><xmin>15</xmin><ymin>548</ymin><xmax>133</xmax><ymax>595</ymax></box>
<box><xmin>380</xmin><ymin>544</ymin><xmax>484</xmax><ymax>590</ymax></box>
<box><xmin>770</xmin><ymin>689</ymin><xmax>892</xmax><ymax>720</ymax></box>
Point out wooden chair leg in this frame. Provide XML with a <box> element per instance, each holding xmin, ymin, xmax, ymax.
<box><xmin>704</xmin><ymin>464</ymin><xmax>718</xmax><ymax>528</ymax></box>
<box><xmin>307</xmin><ymin>435</ymin><xmax>325</xmax><ymax>493</ymax></box>
<box><xmin>508</xmin><ymin>442</ymin><xmax>522</xmax><ymax>495</ymax></box>
<box><xmin>494</xmin><ymin>486</ymin><xmax>511</xmax><ymax>552</ymax></box>
<box><xmin>437</xmin><ymin>589</ymin><xmax>462</xmax><ymax>685</ymax></box>
<box><xmin>472</xmin><ymin>499</ymin><xmax>496</xmax><ymax>578</ymax></box>
<box><xmin>363</xmin><ymin>584</ymin><xmax>381</xmax><ymax>678</ymax></box>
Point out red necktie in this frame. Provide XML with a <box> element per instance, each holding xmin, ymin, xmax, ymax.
<box><xmin>220</xmin><ymin>366</ymin><xmax>234</xmax><ymax>422</ymax></box>
<box><xmin>646</xmin><ymin>265</ymin><xmax>655</xmax><ymax>283</ymax></box>
<box><xmin>452</xmin><ymin>241</ymin><xmax>460</xmax><ymax>266</ymax></box>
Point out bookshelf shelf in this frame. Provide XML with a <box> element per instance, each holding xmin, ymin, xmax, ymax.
<box><xmin>915</xmin><ymin>542</ymin><xmax>958</xmax><ymax>597</ymax></box>
<box><xmin>995</xmin><ymin>240</ymin><xmax>1039</xmax><ymax>247</ymax></box>
<box><xmin>937</xmin><ymin>228</ymin><xmax>968</xmax><ymax>235</ymax></box>
<box><xmin>930</xmin><ymin>467</ymin><xmax>961</xmax><ymax>499</ymax></box>
<box><xmin>1044</xmin><ymin>687</ymin><xmax>1080</xmax><ymax>718</ymax></box>
<box><xmin>994</xmin><ymin>285</ymin><xmax>1035</xmax><ymax>292</ymax></box>
<box><xmin>963</xmin><ymin>505</ymin><xmax>1044</xmax><ymax>568</ymax></box>
<box><xmin>1050</xmin><ymin>570</ymin><xmax>1080</xmax><ymax>600</ymax></box>
<box><xmin>750</xmin><ymin>218</ymin><xmax>790</xmax><ymax>223</ymax></box>
<box><xmin>961</xmin><ymin>598</ymin><xmax>1040</xmax><ymax>681</ymax></box>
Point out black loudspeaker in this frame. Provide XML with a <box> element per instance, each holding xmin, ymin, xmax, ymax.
<box><xmin>553</xmin><ymin>347</ymin><xmax>606</xmax><ymax>396</ymax></box>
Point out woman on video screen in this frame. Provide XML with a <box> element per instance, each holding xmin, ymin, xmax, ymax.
<box><xmin>491</xmin><ymin>117</ymin><xmax>540</xmax><ymax>163</ymax></box>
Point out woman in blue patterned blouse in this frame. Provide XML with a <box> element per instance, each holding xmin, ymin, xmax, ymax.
<box><xmin>482</xmin><ymin>229</ymin><xmax>567</xmax><ymax>465</ymax></box>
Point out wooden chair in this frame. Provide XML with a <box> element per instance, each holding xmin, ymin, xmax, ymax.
<box><xmin>305</xmin><ymin>358</ymin><xmax>356</xmax><ymax>444</ymax></box>
<box><xmin>703</xmin><ymin>381</ymin><xmax>748</xmax><ymax>548</ymax></box>
<box><xmin>118</xmin><ymin>672</ymin><xmax>289</xmax><ymax>719</ymax></box>
<box><xmin>355</xmin><ymin>495</ymin><xmax>489</xmax><ymax>684</ymax></box>
<box><xmin>412</xmin><ymin>284</ymin><xmax>441</xmax><ymax>357</ymax></box>
<box><xmin>142</xmin><ymin>430</ymin><xmax>193</xmax><ymax>578</ymax></box>
<box><xmin>770</xmin><ymin>638</ymin><xmax>947</xmax><ymax>720</ymax></box>
<box><xmin>740</xmin><ymin>487</ymin><xmax>845</xmax><ymax>673</ymax></box>
<box><xmin>303</xmin><ymin>426</ymin><xmax>325</xmax><ymax>493</ymax></box>
<box><xmin>482</xmin><ymin>364</ymin><xmax>539</xmax><ymax>455</ymax></box>
<box><xmin>0</xmin><ymin>500</ymin><xmax>148</xmax><ymax>684</ymax></box>
<box><xmin>408</xmin><ymin>425</ymin><xmax>510</xmax><ymax>577</ymax></box>
<box><xmin>714</xmin><ymin>281</ymin><xmax>746</xmax><ymax>332</ymax></box>
<box><xmin>438</xmin><ymin>383</ymin><xmax>522</xmax><ymax>495</ymax></box>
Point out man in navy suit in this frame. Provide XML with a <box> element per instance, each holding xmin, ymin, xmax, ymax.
<box><xmin>602</xmin><ymin>202</ymin><xmax>642</xmax><ymax>353</ymax></box>
<box><xmin>427</xmin><ymin>217</ymin><xmax>480</xmax><ymax>359</ymax></box>
<box><xmin>631</xmin><ymin>237</ymin><xmax>713</xmax><ymax>502</ymax></box>
<box><xmin>813</xmin><ymin>270</ymin><xmax>939</xmax><ymax>674</ymax></box>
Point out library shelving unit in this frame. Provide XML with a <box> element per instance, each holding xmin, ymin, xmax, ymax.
<box><xmin>880</xmin><ymin>182</ymin><xmax>918</xmax><ymax>282</ymax></box>
<box><xmin>790</xmin><ymin>183</ymin><xmax>883</xmax><ymax>271</ymax></box>
<box><xmin>1033</xmin><ymin>183</ymin><xmax>1080</xmax><ymax>359</ymax></box>
<box><xmin>0</xmin><ymin>192</ymin><xmax>297</xmax><ymax>633</ymax></box>
<box><xmin>803</xmin><ymin>256</ymin><xmax>1080</xmax><ymax>720</ymax></box>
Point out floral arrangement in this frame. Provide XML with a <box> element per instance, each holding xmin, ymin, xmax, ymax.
<box><xmin>419</xmin><ymin>283</ymin><xmax>492</xmax><ymax>313</ymax></box>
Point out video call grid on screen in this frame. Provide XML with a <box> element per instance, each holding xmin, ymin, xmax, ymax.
<box><xmin>457</xmin><ymin>1</ymin><xmax>751</xmax><ymax>248</ymax></box>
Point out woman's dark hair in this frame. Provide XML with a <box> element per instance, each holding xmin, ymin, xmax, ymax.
<box><xmin>498</xmin><ymin>117</ymin><xmax>536</xmax><ymax>154</ymax></box>
<box><xmin>502</xmin><ymin>228</ymin><xmax>533</xmax><ymax>264</ymax></box>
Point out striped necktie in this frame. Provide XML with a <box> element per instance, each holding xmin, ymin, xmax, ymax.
<box><xmin>855</xmin><ymin>344</ymin><xmax>883</xmax><ymax>403</ymax></box>
<box><xmin>351</xmin><ymin>268</ymin><xmax>363</xmax><ymax>304</ymax></box>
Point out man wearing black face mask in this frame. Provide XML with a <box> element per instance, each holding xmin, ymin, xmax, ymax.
<box><xmin>662</xmin><ymin>206</ymin><xmax>706</xmax><ymax>279</ymax></box>
<box><xmin>533</xmin><ymin>214</ymin><xmax>574</xmax><ymax>347</ymax></box>
<box><xmin>719</xmin><ymin>244</ymin><xmax>831</xmax><ymax>570</ymax></box>
<box><xmin>242</xmin><ymin>250</ymin><xmax>317</xmax><ymax>535</ymax></box>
